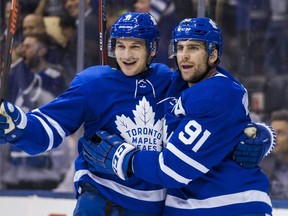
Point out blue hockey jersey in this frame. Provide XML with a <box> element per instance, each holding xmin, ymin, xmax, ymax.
<box><xmin>133</xmin><ymin>67</ymin><xmax>272</xmax><ymax>215</ymax></box>
<box><xmin>12</xmin><ymin>63</ymin><xmax>173</xmax><ymax>214</ymax></box>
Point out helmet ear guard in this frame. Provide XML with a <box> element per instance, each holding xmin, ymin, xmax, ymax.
<box><xmin>150</xmin><ymin>40</ymin><xmax>158</xmax><ymax>53</ymax></box>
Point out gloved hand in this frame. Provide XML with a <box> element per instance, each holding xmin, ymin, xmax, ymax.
<box><xmin>0</xmin><ymin>101</ymin><xmax>27</xmax><ymax>144</ymax></box>
<box><xmin>233</xmin><ymin>122</ymin><xmax>276</xmax><ymax>168</ymax></box>
<box><xmin>82</xmin><ymin>131</ymin><xmax>139</xmax><ymax>180</ymax></box>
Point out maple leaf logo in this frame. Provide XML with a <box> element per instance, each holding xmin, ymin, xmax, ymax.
<box><xmin>116</xmin><ymin>97</ymin><xmax>163</xmax><ymax>151</ymax></box>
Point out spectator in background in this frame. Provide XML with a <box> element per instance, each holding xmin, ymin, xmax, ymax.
<box><xmin>7</xmin><ymin>33</ymin><xmax>67</xmax><ymax>109</ymax></box>
<box><xmin>34</xmin><ymin>0</ymin><xmax>66</xmax><ymax>17</ymax></box>
<box><xmin>18</xmin><ymin>0</ymin><xmax>39</xmax><ymax>16</ymax></box>
<box><xmin>260</xmin><ymin>109</ymin><xmax>288</xmax><ymax>199</ymax></box>
<box><xmin>2</xmin><ymin>33</ymin><xmax>69</xmax><ymax>190</ymax></box>
<box><xmin>21</xmin><ymin>13</ymin><xmax>64</xmax><ymax>65</ymax></box>
<box><xmin>263</xmin><ymin>0</ymin><xmax>288</xmax><ymax>76</ymax></box>
<box><xmin>22</xmin><ymin>14</ymin><xmax>46</xmax><ymax>37</ymax></box>
<box><xmin>58</xmin><ymin>13</ymin><xmax>77</xmax><ymax>85</ymax></box>
<box><xmin>59</xmin><ymin>13</ymin><xmax>76</xmax><ymax>47</ymax></box>
<box><xmin>235</xmin><ymin>0</ymin><xmax>270</xmax><ymax>78</ymax></box>
<box><xmin>62</xmin><ymin>0</ymin><xmax>99</xmax><ymax>80</ymax></box>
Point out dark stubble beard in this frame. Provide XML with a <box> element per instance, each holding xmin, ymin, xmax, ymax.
<box><xmin>186</xmin><ymin>58</ymin><xmax>212</xmax><ymax>85</ymax></box>
<box><xmin>25</xmin><ymin>55</ymin><xmax>40</xmax><ymax>71</ymax></box>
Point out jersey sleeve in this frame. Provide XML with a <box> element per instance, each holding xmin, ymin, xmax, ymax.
<box><xmin>12</xmin><ymin>71</ymin><xmax>90</xmax><ymax>155</ymax></box>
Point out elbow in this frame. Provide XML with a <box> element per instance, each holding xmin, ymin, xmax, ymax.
<box><xmin>12</xmin><ymin>141</ymin><xmax>47</xmax><ymax>155</ymax></box>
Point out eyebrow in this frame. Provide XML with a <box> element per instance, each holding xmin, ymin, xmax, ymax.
<box><xmin>177</xmin><ymin>43</ymin><xmax>203</xmax><ymax>48</ymax></box>
<box><xmin>116</xmin><ymin>40</ymin><xmax>144</xmax><ymax>46</ymax></box>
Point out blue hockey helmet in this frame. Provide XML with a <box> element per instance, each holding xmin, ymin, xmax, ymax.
<box><xmin>168</xmin><ymin>17</ymin><xmax>223</xmax><ymax>59</ymax></box>
<box><xmin>108</xmin><ymin>12</ymin><xmax>160</xmax><ymax>57</ymax></box>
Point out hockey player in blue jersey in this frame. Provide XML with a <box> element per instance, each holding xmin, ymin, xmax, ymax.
<box><xmin>0</xmin><ymin>12</ymin><xmax>171</xmax><ymax>215</ymax></box>
<box><xmin>0</xmin><ymin>12</ymin><xmax>274</xmax><ymax>216</ymax></box>
<box><xmin>81</xmin><ymin>17</ymin><xmax>276</xmax><ymax>215</ymax></box>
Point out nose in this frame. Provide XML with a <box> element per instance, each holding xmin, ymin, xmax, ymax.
<box><xmin>122</xmin><ymin>48</ymin><xmax>133</xmax><ymax>59</ymax></box>
<box><xmin>181</xmin><ymin>48</ymin><xmax>190</xmax><ymax>60</ymax></box>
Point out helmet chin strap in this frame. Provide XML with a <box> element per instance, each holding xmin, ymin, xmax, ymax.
<box><xmin>147</xmin><ymin>54</ymin><xmax>155</xmax><ymax>65</ymax></box>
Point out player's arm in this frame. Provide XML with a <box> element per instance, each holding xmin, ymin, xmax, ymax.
<box><xmin>82</xmin><ymin>130</ymin><xmax>185</xmax><ymax>187</ymax></box>
<box><xmin>0</xmin><ymin>75</ymin><xmax>86</xmax><ymax>154</ymax></box>
<box><xmin>0</xmin><ymin>100</ymin><xmax>64</xmax><ymax>154</ymax></box>
<box><xmin>82</xmin><ymin>113</ymin><xmax>237</xmax><ymax>188</ymax></box>
<box><xmin>82</xmin><ymin>97</ymin><xmax>275</xmax><ymax>185</ymax></box>
<box><xmin>0</xmin><ymin>69</ymin><xmax>99</xmax><ymax>155</ymax></box>
<box><xmin>81</xmin><ymin>119</ymin><xmax>275</xmax><ymax>187</ymax></box>
<box><xmin>217</xmin><ymin>67</ymin><xmax>277</xmax><ymax>167</ymax></box>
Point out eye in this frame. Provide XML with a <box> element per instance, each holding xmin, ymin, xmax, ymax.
<box><xmin>176</xmin><ymin>45</ymin><xmax>184</xmax><ymax>52</ymax></box>
<box><xmin>131</xmin><ymin>44</ymin><xmax>141</xmax><ymax>49</ymax></box>
<box><xmin>188</xmin><ymin>45</ymin><xmax>199</xmax><ymax>50</ymax></box>
<box><xmin>115</xmin><ymin>44</ymin><xmax>125</xmax><ymax>49</ymax></box>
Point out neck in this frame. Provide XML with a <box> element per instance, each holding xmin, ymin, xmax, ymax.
<box><xmin>31</xmin><ymin>60</ymin><xmax>47</xmax><ymax>73</ymax></box>
<box><xmin>188</xmin><ymin>67</ymin><xmax>217</xmax><ymax>87</ymax></box>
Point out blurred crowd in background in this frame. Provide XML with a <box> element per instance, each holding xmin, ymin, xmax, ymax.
<box><xmin>0</xmin><ymin>0</ymin><xmax>288</xmax><ymax>201</ymax></box>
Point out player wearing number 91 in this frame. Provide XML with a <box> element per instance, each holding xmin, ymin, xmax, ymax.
<box><xmin>82</xmin><ymin>17</ymin><xmax>275</xmax><ymax>216</ymax></box>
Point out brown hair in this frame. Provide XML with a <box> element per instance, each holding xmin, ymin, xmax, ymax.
<box><xmin>271</xmin><ymin>109</ymin><xmax>288</xmax><ymax>122</ymax></box>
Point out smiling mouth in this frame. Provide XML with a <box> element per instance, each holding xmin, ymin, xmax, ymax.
<box><xmin>123</xmin><ymin>61</ymin><xmax>136</xmax><ymax>66</ymax></box>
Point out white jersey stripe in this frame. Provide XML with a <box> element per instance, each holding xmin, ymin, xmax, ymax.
<box><xmin>31</xmin><ymin>114</ymin><xmax>54</xmax><ymax>151</ymax></box>
<box><xmin>165</xmin><ymin>190</ymin><xmax>272</xmax><ymax>209</ymax></box>
<box><xmin>32</xmin><ymin>108</ymin><xmax>66</xmax><ymax>139</ymax></box>
<box><xmin>166</xmin><ymin>142</ymin><xmax>209</xmax><ymax>173</ymax></box>
<box><xmin>158</xmin><ymin>152</ymin><xmax>191</xmax><ymax>184</ymax></box>
<box><xmin>74</xmin><ymin>170</ymin><xmax>166</xmax><ymax>202</ymax></box>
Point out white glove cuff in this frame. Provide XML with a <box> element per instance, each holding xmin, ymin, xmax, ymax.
<box><xmin>256</xmin><ymin>122</ymin><xmax>276</xmax><ymax>156</ymax></box>
<box><xmin>112</xmin><ymin>143</ymin><xmax>136</xmax><ymax>180</ymax></box>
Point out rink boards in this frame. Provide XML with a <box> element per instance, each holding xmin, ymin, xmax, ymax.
<box><xmin>0</xmin><ymin>190</ymin><xmax>287</xmax><ymax>216</ymax></box>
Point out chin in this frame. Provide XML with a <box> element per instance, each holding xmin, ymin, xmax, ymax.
<box><xmin>123</xmin><ymin>70</ymin><xmax>137</xmax><ymax>77</ymax></box>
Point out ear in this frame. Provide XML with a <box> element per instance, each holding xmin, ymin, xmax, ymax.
<box><xmin>150</xmin><ymin>49</ymin><xmax>156</xmax><ymax>57</ymax></box>
<box><xmin>208</xmin><ymin>49</ymin><xmax>218</xmax><ymax>64</ymax></box>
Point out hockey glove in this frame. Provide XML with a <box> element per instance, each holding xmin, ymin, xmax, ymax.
<box><xmin>233</xmin><ymin>122</ymin><xmax>276</xmax><ymax>168</ymax></box>
<box><xmin>82</xmin><ymin>131</ymin><xmax>139</xmax><ymax>180</ymax></box>
<box><xmin>0</xmin><ymin>101</ymin><xmax>27</xmax><ymax>144</ymax></box>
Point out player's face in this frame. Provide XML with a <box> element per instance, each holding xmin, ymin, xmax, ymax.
<box><xmin>176</xmin><ymin>40</ymin><xmax>216</xmax><ymax>86</ymax></box>
<box><xmin>115</xmin><ymin>38</ymin><xmax>149</xmax><ymax>76</ymax></box>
